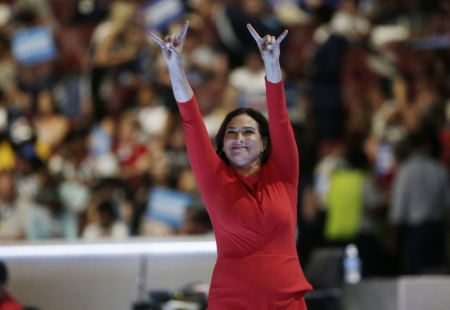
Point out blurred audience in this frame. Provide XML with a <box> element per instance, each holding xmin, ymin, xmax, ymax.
<box><xmin>321</xmin><ymin>133</ymin><xmax>391</xmax><ymax>276</ymax></box>
<box><xmin>27</xmin><ymin>176</ymin><xmax>78</xmax><ymax>240</ymax></box>
<box><xmin>0</xmin><ymin>170</ymin><xmax>34</xmax><ymax>241</ymax></box>
<box><xmin>330</xmin><ymin>0</ymin><xmax>370</xmax><ymax>42</ymax></box>
<box><xmin>388</xmin><ymin>130</ymin><xmax>450</xmax><ymax>274</ymax></box>
<box><xmin>179</xmin><ymin>200</ymin><xmax>213</xmax><ymax>236</ymax></box>
<box><xmin>89</xmin><ymin>0</ymin><xmax>143</xmax><ymax>122</ymax></box>
<box><xmin>308</xmin><ymin>4</ymin><xmax>349</xmax><ymax>143</ymax></box>
<box><xmin>33</xmin><ymin>89</ymin><xmax>70</xmax><ymax>151</ymax></box>
<box><xmin>228</xmin><ymin>49</ymin><xmax>267</xmax><ymax>113</ymax></box>
<box><xmin>112</xmin><ymin>111</ymin><xmax>150</xmax><ymax>187</ymax></box>
<box><xmin>0</xmin><ymin>0</ymin><xmax>447</xmax><ymax>279</ymax></box>
<box><xmin>82</xmin><ymin>199</ymin><xmax>129</xmax><ymax>240</ymax></box>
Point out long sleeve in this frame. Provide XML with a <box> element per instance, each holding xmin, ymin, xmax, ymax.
<box><xmin>265</xmin><ymin>79</ymin><xmax>298</xmax><ymax>185</ymax></box>
<box><xmin>177</xmin><ymin>96</ymin><xmax>223</xmax><ymax>192</ymax></box>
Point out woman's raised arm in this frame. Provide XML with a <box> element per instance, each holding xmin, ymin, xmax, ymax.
<box><xmin>149</xmin><ymin>21</ymin><xmax>193</xmax><ymax>102</ymax></box>
<box><xmin>247</xmin><ymin>24</ymin><xmax>288</xmax><ymax>83</ymax></box>
<box><xmin>247</xmin><ymin>24</ymin><xmax>299</xmax><ymax>184</ymax></box>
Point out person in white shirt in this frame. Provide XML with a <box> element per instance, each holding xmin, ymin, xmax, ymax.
<box><xmin>0</xmin><ymin>170</ymin><xmax>32</xmax><ymax>241</ymax></box>
<box><xmin>82</xmin><ymin>200</ymin><xmax>129</xmax><ymax>240</ymax></box>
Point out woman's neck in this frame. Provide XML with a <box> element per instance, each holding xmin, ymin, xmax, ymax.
<box><xmin>232</xmin><ymin>162</ymin><xmax>261</xmax><ymax>177</ymax></box>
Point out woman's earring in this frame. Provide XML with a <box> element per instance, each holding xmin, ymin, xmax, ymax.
<box><xmin>260</xmin><ymin>150</ymin><xmax>264</xmax><ymax>158</ymax></box>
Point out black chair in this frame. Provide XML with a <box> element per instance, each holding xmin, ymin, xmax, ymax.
<box><xmin>304</xmin><ymin>247</ymin><xmax>345</xmax><ymax>310</ymax></box>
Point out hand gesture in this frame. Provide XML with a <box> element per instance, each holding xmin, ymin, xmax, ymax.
<box><xmin>148</xmin><ymin>21</ymin><xmax>189</xmax><ymax>65</ymax></box>
<box><xmin>247</xmin><ymin>24</ymin><xmax>288</xmax><ymax>62</ymax></box>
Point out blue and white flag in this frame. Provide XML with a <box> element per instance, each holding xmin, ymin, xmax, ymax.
<box><xmin>11</xmin><ymin>26</ymin><xmax>57</xmax><ymax>66</ymax></box>
<box><xmin>142</xmin><ymin>0</ymin><xmax>185</xmax><ymax>31</ymax></box>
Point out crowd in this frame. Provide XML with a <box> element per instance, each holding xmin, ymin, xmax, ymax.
<box><xmin>0</xmin><ymin>0</ymin><xmax>449</xmax><ymax>277</ymax></box>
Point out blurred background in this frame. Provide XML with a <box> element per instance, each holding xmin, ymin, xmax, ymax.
<box><xmin>0</xmin><ymin>0</ymin><xmax>449</xmax><ymax>309</ymax></box>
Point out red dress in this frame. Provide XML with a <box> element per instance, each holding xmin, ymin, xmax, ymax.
<box><xmin>178</xmin><ymin>80</ymin><xmax>312</xmax><ymax>309</ymax></box>
<box><xmin>0</xmin><ymin>290</ymin><xmax>23</xmax><ymax>310</ymax></box>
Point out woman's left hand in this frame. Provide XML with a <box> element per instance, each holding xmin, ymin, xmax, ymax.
<box><xmin>247</xmin><ymin>24</ymin><xmax>288</xmax><ymax>63</ymax></box>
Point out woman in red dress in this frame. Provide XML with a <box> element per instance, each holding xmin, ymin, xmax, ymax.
<box><xmin>150</xmin><ymin>21</ymin><xmax>312</xmax><ymax>310</ymax></box>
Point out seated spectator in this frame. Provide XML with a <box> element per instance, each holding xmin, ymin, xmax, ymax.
<box><xmin>323</xmin><ymin>133</ymin><xmax>387</xmax><ymax>276</ymax></box>
<box><xmin>228</xmin><ymin>50</ymin><xmax>267</xmax><ymax>113</ymax></box>
<box><xmin>146</xmin><ymin>148</ymin><xmax>171</xmax><ymax>189</ymax></box>
<box><xmin>48</xmin><ymin>128</ymin><xmax>100</xmax><ymax>188</ymax></box>
<box><xmin>179</xmin><ymin>200</ymin><xmax>213</xmax><ymax>235</ymax></box>
<box><xmin>87</xmin><ymin>116</ymin><xmax>120</xmax><ymax>179</ymax></box>
<box><xmin>82</xmin><ymin>177</ymin><xmax>133</xmax><ymax>228</ymax></box>
<box><xmin>330</xmin><ymin>0</ymin><xmax>370</xmax><ymax>42</ymax></box>
<box><xmin>112</xmin><ymin>112</ymin><xmax>151</xmax><ymax>187</ymax></box>
<box><xmin>0</xmin><ymin>32</ymin><xmax>17</xmax><ymax>92</ymax></box>
<box><xmin>211</xmin><ymin>0</ymin><xmax>273</xmax><ymax>68</ymax></box>
<box><xmin>12</xmin><ymin>0</ymin><xmax>58</xmax><ymax>30</ymax></box>
<box><xmin>27</xmin><ymin>177</ymin><xmax>78</xmax><ymax>240</ymax></box>
<box><xmin>89</xmin><ymin>0</ymin><xmax>143</xmax><ymax>122</ymax></box>
<box><xmin>133</xmin><ymin>83</ymin><xmax>169</xmax><ymax>142</ymax></box>
<box><xmin>33</xmin><ymin>89</ymin><xmax>70</xmax><ymax>152</ymax></box>
<box><xmin>163</xmin><ymin>120</ymin><xmax>191</xmax><ymax>189</ymax></box>
<box><xmin>203</xmin><ymin>84</ymin><xmax>239</xmax><ymax>139</ymax></box>
<box><xmin>0</xmin><ymin>170</ymin><xmax>33</xmax><ymax>241</ymax></box>
<box><xmin>82</xmin><ymin>200</ymin><xmax>129</xmax><ymax>240</ymax></box>
<box><xmin>177</xmin><ymin>168</ymin><xmax>200</xmax><ymax>195</ymax></box>
<box><xmin>4</xmin><ymin>90</ymin><xmax>33</xmax><ymax>142</ymax></box>
<box><xmin>13</xmin><ymin>142</ymin><xmax>44</xmax><ymax>202</ymax></box>
<box><xmin>171</xmin><ymin>19</ymin><xmax>228</xmax><ymax>87</ymax></box>
<box><xmin>372</xmin><ymin>77</ymin><xmax>409</xmax><ymax>145</ymax></box>
<box><xmin>0</xmin><ymin>261</ymin><xmax>22</xmax><ymax>310</ymax></box>
<box><xmin>388</xmin><ymin>131</ymin><xmax>450</xmax><ymax>274</ymax></box>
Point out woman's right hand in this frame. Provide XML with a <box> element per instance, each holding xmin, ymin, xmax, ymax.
<box><xmin>149</xmin><ymin>21</ymin><xmax>193</xmax><ymax>102</ymax></box>
<box><xmin>148</xmin><ymin>21</ymin><xmax>189</xmax><ymax>66</ymax></box>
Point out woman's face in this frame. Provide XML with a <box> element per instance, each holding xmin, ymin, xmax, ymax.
<box><xmin>222</xmin><ymin>114</ymin><xmax>266</xmax><ymax>169</ymax></box>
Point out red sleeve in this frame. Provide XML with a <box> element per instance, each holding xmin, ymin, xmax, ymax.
<box><xmin>265</xmin><ymin>79</ymin><xmax>299</xmax><ymax>184</ymax></box>
<box><xmin>177</xmin><ymin>96</ymin><xmax>222</xmax><ymax>191</ymax></box>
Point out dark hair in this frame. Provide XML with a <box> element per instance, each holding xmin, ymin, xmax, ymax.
<box><xmin>186</xmin><ymin>199</ymin><xmax>212</xmax><ymax>231</ymax></box>
<box><xmin>344</xmin><ymin>147</ymin><xmax>369</xmax><ymax>170</ymax></box>
<box><xmin>97</xmin><ymin>200</ymin><xmax>117</xmax><ymax>219</ymax></box>
<box><xmin>214</xmin><ymin>108</ymin><xmax>271</xmax><ymax>165</ymax></box>
<box><xmin>343</xmin><ymin>132</ymin><xmax>368</xmax><ymax>170</ymax></box>
<box><xmin>314</xmin><ymin>5</ymin><xmax>335</xmax><ymax>25</ymax></box>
